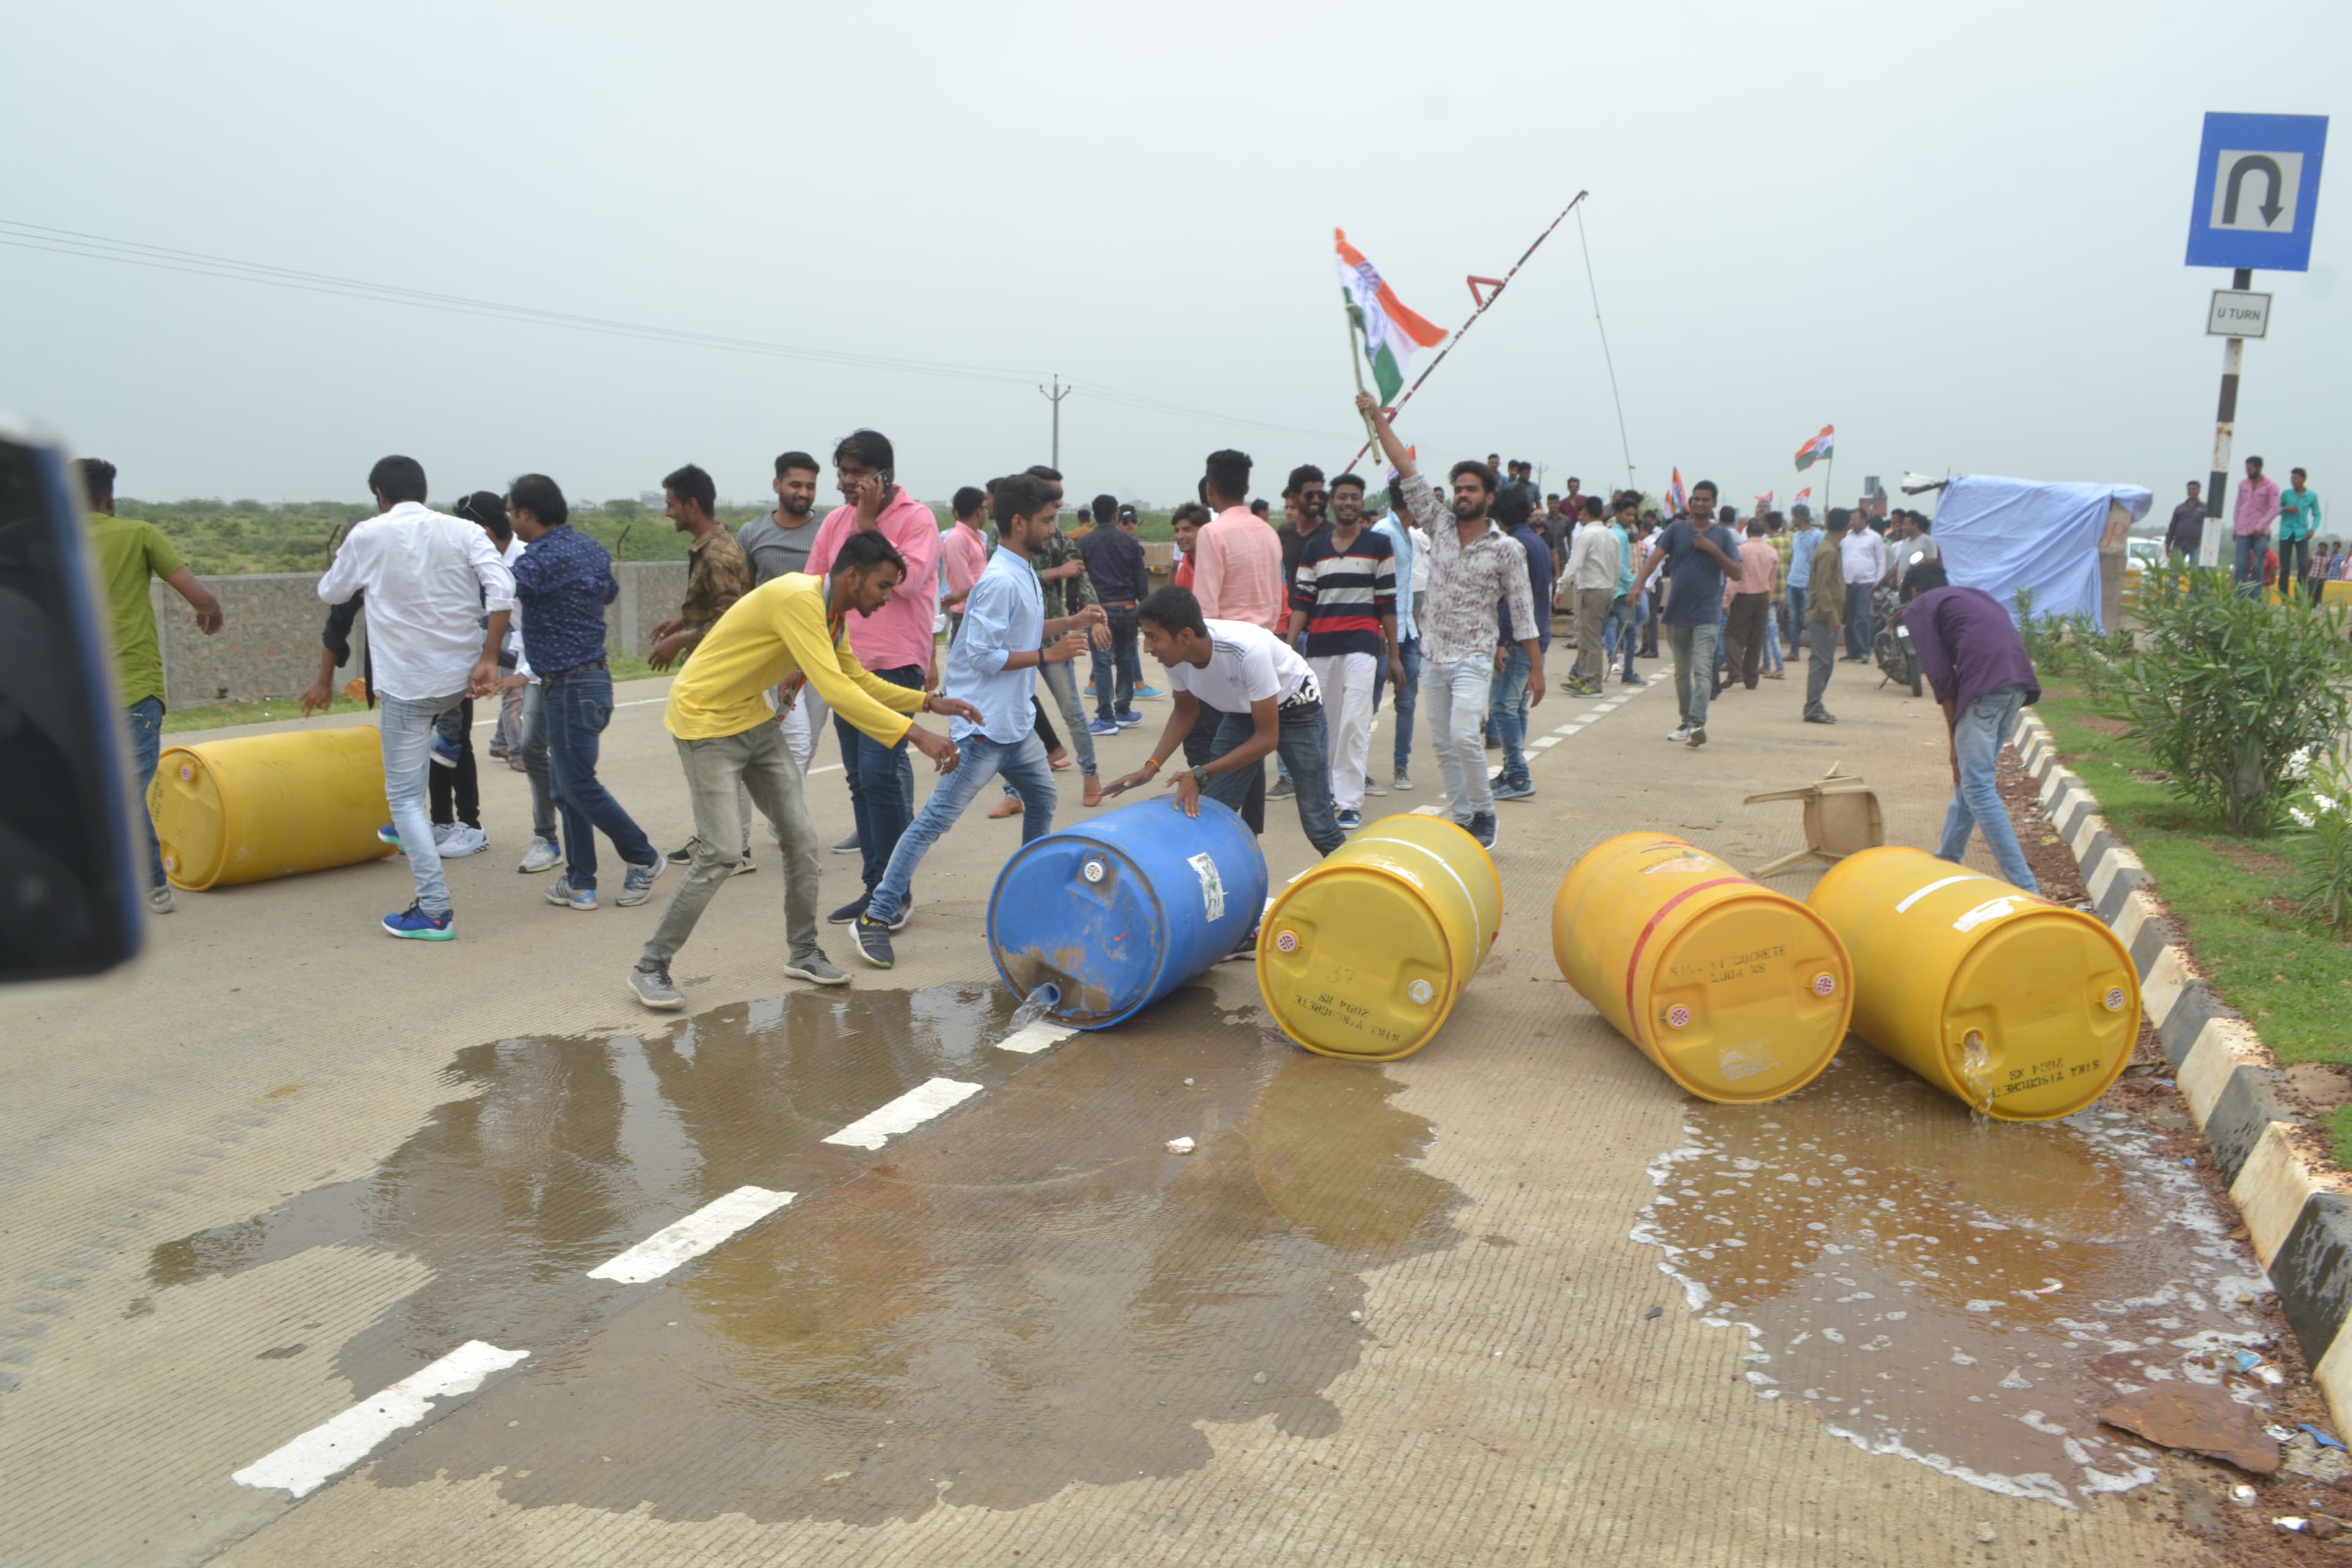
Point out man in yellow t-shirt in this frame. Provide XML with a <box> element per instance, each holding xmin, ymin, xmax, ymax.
<box><xmin>630</xmin><ymin>529</ymin><xmax>979</xmax><ymax>1008</ymax></box>
<box><xmin>76</xmin><ymin>458</ymin><xmax>225</xmax><ymax>914</ymax></box>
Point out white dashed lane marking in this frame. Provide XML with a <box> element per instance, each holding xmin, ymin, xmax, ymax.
<box><xmin>586</xmin><ymin>1185</ymin><xmax>797</xmax><ymax>1284</ymax></box>
<box><xmin>232</xmin><ymin>1340</ymin><xmax>530</xmax><ymax>1498</ymax></box>
<box><xmin>821</xmin><ymin>1077</ymin><xmax>986</xmax><ymax>1150</ymax></box>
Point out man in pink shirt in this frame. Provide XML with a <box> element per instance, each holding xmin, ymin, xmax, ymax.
<box><xmin>804</xmin><ymin>429</ymin><xmax>941</xmax><ymax>923</ymax></box>
<box><xmin>1722</xmin><ymin>517</ymin><xmax>1781</xmax><ymax>691</ymax></box>
<box><xmin>1189</xmin><ymin>448</ymin><xmax>1286</xmax><ymax>829</ymax></box>
<box><xmin>2233</xmin><ymin>454</ymin><xmax>2282</xmax><ymax>592</ymax></box>
<box><xmin>939</xmin><ymin>484</ymin><xmax>990</xmax><ymax>637</ymax></box>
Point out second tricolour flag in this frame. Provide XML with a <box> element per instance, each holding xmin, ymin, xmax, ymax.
<box><xmin>1793</xmin><ymin>424</ymin><xmax>1835</xmax><ymax>471</ymax></box>
<box><xmin>1336</xmin><ymin>229</ymin><xmax>1446</xmax><ymax>403</ymax></box>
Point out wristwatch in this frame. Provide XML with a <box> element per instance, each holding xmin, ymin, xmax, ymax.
<box><xmin>1191</xmin><ymin>764</ymin><xmax>1211</xmax><ymax>791</ymax></box>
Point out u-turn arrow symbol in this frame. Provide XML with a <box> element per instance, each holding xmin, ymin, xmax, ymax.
<box><xmin>2223</xmin><ymin>153</ymin><xmax>2286</xmax><ymax>227</ymax></box>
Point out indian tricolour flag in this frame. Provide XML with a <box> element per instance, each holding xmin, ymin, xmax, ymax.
<box><xmin>1793</xmin><ymin>424</ymin><xmax>1835</xmax><ymax>471</ymax></box>
<box><xmin>1336</xmin><ymin>228</ymin><xmax>1446</xmax><ymax>402</ymax></box>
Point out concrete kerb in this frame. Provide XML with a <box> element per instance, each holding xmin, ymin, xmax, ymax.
<box><xmin>2013</xmin><ymin>707</ymin><xmax>2352</xmax><ymax>1438</ymax></box>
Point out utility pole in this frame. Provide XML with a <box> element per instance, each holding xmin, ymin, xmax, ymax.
<box><xmin>1038</xmin><ymin>374</ymin><xmax>1072</xmax><ymax>472</ymax></box>
<box><xmin>2201</xmin><ymin>266</ymin><xmax>2252</xmax><ymax>568</ymax></box>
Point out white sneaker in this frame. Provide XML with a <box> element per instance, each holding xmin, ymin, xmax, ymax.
<box><xmin>439</xmin><ymin>824</ymin><xmax>489</xmax><ymax>858</ymax></box>
<box><xmin>517</xmin><ymin>837</ymin><xmax>562</xmax><ymax>874</ymax></box>
<box><xmin>1363</xmin><ymin>775</ymin><xmax>1387</xmax><ymax>797</ymax></box>
<box><xmin>431</xmin><ymin>821</ymin><xmax>459</xmax><ymax>846</ymax></box>
<box><xmin>1667</xmin><ymin>726</ymin><xmax>1693</xmax><ymax>742</ymax></box>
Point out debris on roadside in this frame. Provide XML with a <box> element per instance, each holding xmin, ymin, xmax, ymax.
<box><xmin>1165</xmin><ymin>1136</ymin><xmax>1195</xmax><ymax>1155</ymax></box>
<box><xmin>2098</xmin><ymin>1384</ymin><xmax>2282</xmax><ymax>1474</ymax></box>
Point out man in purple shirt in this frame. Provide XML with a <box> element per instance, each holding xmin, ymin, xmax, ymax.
<box><xmin>2234</xmin><ymin>455</ymin><xmax>2282</xmax><ymax>592</ymax></box>
<box><xmin>1898</xmin><ymin>567</ymin><xmax>2041</xmax><ymax>892</ymax></box>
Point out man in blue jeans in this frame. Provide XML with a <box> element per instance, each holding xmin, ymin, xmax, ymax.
<box><xmin>502</xmin><ymin>472</ymin><xmax>666</xmax><ymax>913</ymax></box>
<box><xmin>309</xmin><ymin>455</ymin><xmax>516</xmax><ymax>939</ymax></box>
<box><xmin>1488</xmin><ymin>486</ymin><xmax>1552</xmax><ymax>801</ymax></box>
<box><xmin>1104</xmin><ymin>587</ymin><xmax>1346</xmax><ymax>869</ymax></box>
<box><xmin>1370</xmin><ymin>483</ymin><xmax>1419</xmax><ymax>790</ymax></box>
<box><xmin>1899</xmin><ymin>567</ymin><xmax>2042</xmax><ymax>892</ymax></box>
<box><xmin>853</xmin><ymin>473</ymin><xmax>1102</xmax><ymax>967</ymax></box>
<box><xmin>77</xmin><ymin>458</ymin><xmax>226</xmax><ymax>914</ymax></box>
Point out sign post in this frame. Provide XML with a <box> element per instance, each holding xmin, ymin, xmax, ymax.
<box><xmin>2183</xmin><ymin>112</ymin><xmax>2327</xmax><ymax>568</ymax></box>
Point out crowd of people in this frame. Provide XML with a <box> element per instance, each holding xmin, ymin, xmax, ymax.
<box><xmin>2159</xmin><ymin>457</ymin><xmax>2340</xmax><ymax>598</ymax></box>
<box><xmin>77</xmin><ymin>393</ymin><xmax>2059</xmax><ymax>1011</ymax></box>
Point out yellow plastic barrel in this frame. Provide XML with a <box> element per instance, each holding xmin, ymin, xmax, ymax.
<box><xmin>1807</xmin><ymin>846</ymin><xmax>2136</xmax><ymax>1121</ymax></box>
<box><xmin>1256</xmin><ymin>813</ymin><xmax>1501</xmax><ymax>1061</ymax></box>
<box><xmin>1552</xmin><ymin>832</ymin><xmax>1852</xmax><ymax>1102</ymax></box>
<box><xmin>151</xmin><ymin>726</ymin><xmax>397</xmax><ymax>891</ymax></box>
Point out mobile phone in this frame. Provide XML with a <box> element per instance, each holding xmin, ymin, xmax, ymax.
<box><xmin>876</xmin><ymin>467</ymin><xmax>895</xmax><ymax>489</ymax></box>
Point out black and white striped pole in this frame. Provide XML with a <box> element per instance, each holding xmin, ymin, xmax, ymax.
<box><xmin>2201</xmin><ymin>265</ymin><xmax>2253</xmax><ymax>568</ymax></box>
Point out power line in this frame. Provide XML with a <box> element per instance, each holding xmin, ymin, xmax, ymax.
<box><xmin>1574</xmin><ymin>203</ymin><xmax>1637</xmax><ymax>494</ymax></box>
<box><xmin>0</xmin><ymin>218</ymin><xmax>1363</xmax><ymax>445</ymax></box>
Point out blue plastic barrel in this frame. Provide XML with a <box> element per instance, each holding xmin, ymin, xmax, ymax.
<box><xmin>986</xmin><ymin>797</ymin><xmax>1269</xmax><ymax>1028</ymax></box>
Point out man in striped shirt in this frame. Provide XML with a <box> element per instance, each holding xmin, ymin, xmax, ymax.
<box><xmin>1286</xmin><ymin>471</ymin><xmax>1401</xmax><ymax>831</ymax></box>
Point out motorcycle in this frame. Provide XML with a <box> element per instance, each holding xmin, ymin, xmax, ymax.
<box><xmin>1870</xmin><ymin>581</ymin><xmax>1923</xmax><ymax>696</ymax></box>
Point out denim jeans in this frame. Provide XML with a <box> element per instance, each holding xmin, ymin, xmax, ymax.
<box><xmin>642</xmin><ymin>720</ymin><xmax>824</xmax><ymax>969</ymax></box>
<box><xmin>836</xmin><ymin>662</ymin><xmax>923</xmax><ymax>891</ymax></box>
<box><xmin>1605</xmin><ymin>596</ymin><xmax>1644</xmax><ymax>679</ymax></box>
<box><xmin>521</xmin><ymin>680</ymin><xmax>557</xmax><ymax>845</ymax></box>
<box><xmin>870</xmin><ymin>733</ymin><xmax>1056</xmax><ymax>926</ymax></box>
<box><xmin>2235</xmin><ymin>530</ymin><xmax>2269</xmax><ymax>590</ymax></box>
<box><xmin>1844</xmin><ymin>581</ymin><xmax>1875</xmax><ymax>658</ymax></box>
<box><xmin>1201</xmin><ymin>701</ymin><xmax>1345</xmax><ymax>856</ymax></box>
<box><xmin>1090</xmin><ymin>607</ymin><xmax>1144</xmax><ymax>721</ymax></box>
<box><xmin>428</xmin><ymin>697</ymin><xmax>478</xmax><ymax>829</ymax></box>
<box><xmin>541</xmin><ymin>659</ymin><xmax>655</xmax><ymax>892</ymax></box>
<box><xmin>126</xmin><ymin>696</ymin><xmax>167</xmax><ymax>890</ymax></box>
<box><xmin>1939</xmin><ymin>684</ymin><xmax>2038</xmax><ymax>893</ymax></box>
<box><xmin>1037</xmin><ymin>658</ymin><xmax>1095</xmax><ymax>775</ymax></box>
<box><xmin>1372</xmin><ymin>634</ymin><xmax>1421</xmax><ymax>771</ymax></box>
<box><xmin>380</xmin><ymin>691</ymin><xmax>463</xmax><ymax>914</ymax></box>
<box><xmin>1489</xmin><ymin>645</ymin><xmax>1532</xmax><ymax>790</ymax></box>
<box><xmin>1665</xmin><ymin>620</ymin><xmax>1719</xmax><ymax>730</ymax></box>
<box><xmin>2280</xmin><ymin>534</ymin><xmax>2311</xmax><ymax>595</ymax></box>
<box><xmin>1424</xmin><ymin>655</ymin><xmax>1497</xmax><ymax>822</ymax></box>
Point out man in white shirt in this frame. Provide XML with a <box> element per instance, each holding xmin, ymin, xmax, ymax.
<box><xmin>1104</xmin><ymin>586</ymin><xmax>1346</xmax><ymax>859</ymax></box>
<box><xmin>1558</xmin><ymin>498</ymin><xmax>1623</xmax><ymax>696</ymax></box>
<box><xmin>1839</xmin><ymin>520</ymin><xmax>1891</xmax><ymax>661</ymax></box>
<box><xmin>311</xmin><ymin>455</ymin><xmax>514</xmax><ymax>940</ymax></box>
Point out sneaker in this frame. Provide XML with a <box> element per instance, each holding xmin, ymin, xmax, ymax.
<box><xmin>829</xmin><ymin>891</ymin><xmax>870</xmax><ymax>925</ymax></box>
<box><xmin>1567</xmin><ymin>679</ymin><xmax>1600</xmax><ymax>698</ymax></box>
<box><xmin>1467</xmin><ymin>812</ymin><xmax>1499</xmax><ymax>850</ymax></box>
<box><xmin>149</xmin><ymin>883</ymin><xmax>176</xmax><ymax>914</ymax></box>
<box><xmin>1363</xmin><ymin>775</ymin><xmax>1385</xmax><ymax>797</ymax></box>
<box><xmin>377</xmin><ymin>823</ymin><xmax>402</xmax><ymax>851</ymax></box>
<box><xmin>546</xmin><ymin>876</ymin><xmax>597</xmax><ymax>911</ymax></box>
<box><xmin>517</xmin><ymin>836</ymin><xmax>562</xmax><ymax>873</ymax></box>
<box><xmin>1667</xmin><ymin>726</ymin><xmax>1693</xmax><ymax>742</ymax></box>
<box><xmin>1267</xmin><ymin>776</ymin><xmax>1297</xmax><ymax>800</ymax></box>
<box><xmin>439</xmin><ymin>824</ymin><xmax>489</xmax><ymax>858</ymax></box>
<box><xmin>1114</xmin><ymin>710</ymin><xmax>1144</xmax><ymax>728</ymax></box>
<box><xmin>1620</xmin><ymin>673</ymin><xmax>1647</xmax><ymax>687</ymax></box>
<box><xmin>383</xmin><ymin>903</ymin><xmax>456</xmax><ymax>940</ymax></box>
<box><xmin>1393</xmin><ymin>769</ymin><xmax>1414</xmax><ymax>791</ymax></box>
<box><xmin>1686</xmin><ymin>726</ymin><xmax>1708</xmax><ymax>750</ymax></box>
<box><xmin>831</xmin><ymin>832</ymin><xmax>861</xmax><ymax>854</ymax></box>
<box><xmin>628</xmin><ymin>964</ymin><xmax>686</xmax><ymax>1010</ymax></box>
<box><xmin>783</xmin><ymin>951</ymin><xmax>851</xmax><ymax>986</ymax></box>
<box><xmin>429</xmin><ymin>734</ymin><xmax>462</xmax><ymax>770</ymax></box>
<box><xmin>1491</xmin><ymin>780</ymin><xmax>1537</xmax><ymax>802</ymax></box>
<box><xmin>851</xmin><ymin>914</ymin><xmax>896</xmax><ymax>968</ymax></box>
<box><xmin>1136</xmin><ymin>684</ymin><xmax>1166</xmax><ymax>698</ymax></box>
<box><xmin>666</xmin><ymin>839</ymin><xmax>699</xmax><ymax>864</ymax></box>
<box><xmin>1087</xmin><ymin>718</ymin><xmax>1120</xmax><ymax>737</ymax></box>
<box><xmin>431</xmin><ymin>821</ymin><xmax>459</xmax><ymax>847</ymax></box>
<box><xmin>1335</xmin><ymin>808</ymin><xmax>1362</xmax><ymax>831</ymax></box>
<box><xmin>616</xmin><ymin>857</ymin><xmax>666</xmax><ymax>907</ymax></box>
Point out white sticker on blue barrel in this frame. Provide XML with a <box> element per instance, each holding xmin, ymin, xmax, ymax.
<box><xmin>1189</xmin><ymin>853</ymin><xmax>1225</xmax><ymax>921</ymax></box>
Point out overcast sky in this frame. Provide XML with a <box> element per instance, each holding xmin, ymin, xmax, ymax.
<box><xmin>2</xmin><ymin>1</ymin><xmax>2343</xmax><ymax>518</ymax></box>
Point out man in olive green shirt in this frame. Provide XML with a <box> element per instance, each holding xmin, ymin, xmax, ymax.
<box><xmin>77</xmin><ymin>459</ymin><xmax>225</xmax><ymax>911</ymax></box>
<box><xmin>1802</xmin><ymin>510</ymin><xmax>1849</xmax><ymax>725</ymax></box>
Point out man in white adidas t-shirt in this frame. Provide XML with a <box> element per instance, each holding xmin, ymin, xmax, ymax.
<box><xmin>1102</xmin><ymin>586</ymin><xmax>1346</xmax><ymax>856</ymax></box>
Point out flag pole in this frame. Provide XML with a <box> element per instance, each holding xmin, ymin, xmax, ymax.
<box><xmin>1340</xmin><ymin>189</ymin><xmax>1588</xmax><ymax>471</ymax></box>
<box><xmin>1343</xmin><ymin>303</ymin><xmax>1381</xmax><ymax>448</ymax></box>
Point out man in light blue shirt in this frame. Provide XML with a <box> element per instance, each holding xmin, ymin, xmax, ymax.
<box><xmin>1600</xmin><ymin>492</ymin><xmax>1646</xmax><ymax>685</ymax></box>
<box><xmin>854</xmin><ymin>472</ymin><xmax>1105</xmax><ymax>967</ymax></box>
<box><xmin>1784</xmin><ymin>503</ymin><xmax>1821</xmax><ymax>642</ymax></box>
<box><xmin>1370</xmin><ymin>486</ymin><xmax>1419</xmax><ymax>790</ymax></box>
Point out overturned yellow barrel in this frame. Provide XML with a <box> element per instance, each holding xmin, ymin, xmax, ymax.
<box><xmin>1257</xmin><ymin>814</ymin><xmax>1501</xmax><ymax>1061</ymax></box>
<box><xmin>1807</xmin><ymin>846</ymin><xmax>2136</xmax><ymax>1121</ymax></box>
<box><xmin>151</xmin><ymin>726</ymin><xmax>396</xmax><ymax>891</ymax></box>
<box><xmin>1553</xmin><ymin>832</ymin><xmax>1852</xmax><ymax>1102</ymax></box>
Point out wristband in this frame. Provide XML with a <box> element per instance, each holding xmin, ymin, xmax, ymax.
<box><xmin>1143</xmin><ymin>756</ymin><xmax>1162</xmax><ymax>773</ymax></box>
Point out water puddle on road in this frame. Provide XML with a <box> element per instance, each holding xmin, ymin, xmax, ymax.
<box><xmin>1635</xmin><ymin>1048</ymin><xmax>2272</xmax><ymax>1507</ymax></box>
<box><xmin>367</xmin><ymin>993</ymin><xmax>1463</xmax><ymax>1525</ymax></box>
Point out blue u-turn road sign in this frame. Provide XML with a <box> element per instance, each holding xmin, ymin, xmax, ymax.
<box><xmin>2185</xmin><ymin>112</ymin><xmax>2328</xmax><ymax>271</ymax></box>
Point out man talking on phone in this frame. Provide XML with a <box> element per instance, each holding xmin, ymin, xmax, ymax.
<box><xmin>803</xmin><ymin>429</ymin><xmax>943</xmax><ymax>927</ymax></box>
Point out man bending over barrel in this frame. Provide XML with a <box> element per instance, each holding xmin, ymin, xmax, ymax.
<box><xmin>1103</xmin><ymin>586</ymin><xmax>1347</xmax><ymax>867</ymax></box>
<box><xmin>851</xmin><ymin>473</ymin><xmax>1105</xmax><ymax>968</ymax></box>
<box><xmin>627</xmin><ymin>529</ymin><xmax>979</xmax><ymax>1009</ymax></box>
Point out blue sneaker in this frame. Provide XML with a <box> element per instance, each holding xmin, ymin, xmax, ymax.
<box><xmin>546</xmin><ymin>876</ymin><xmax>597</xmax><ymax>911</ymax></box>
<box><xmin>616</xmin><ymin>857</ymin><xmax>666</xmax><ymax>907</ymax></box>
<box><xmin>1086</xmin><ymin>717</ymin><xmax>1120</xmax><ymax>737</ymax></box>
<box><xmin>377</xmin><ymin>823</ymin><xmax>402</xmax><ymax>851</ymax></box>
<box><xmin>382</xmin><ymin>903</ymin><xmax>455</xmax><ymax>941</ymax></box>
<box><xmin>1335</xmin><ymin>808</ymin><xmax>1362</xmax><ymax>831</ymax></box>
<box><xmin>1136</xmin><ymin>684</ymin><xmax>1166</xmax><ymax>699</ymax></box>
<box><xmin>429</xmin><ymin>734</ymin><xmax>462</xmax><ymax>769</ymax></box>
<box><xmin>1114</xmin><ymin>710</ymin><xmax>1144</xmax><ymax>728</ymax></box>
<box><xmin>1492</xmin><ymin>780</ymin><xmax>1537</xmax><ymax>802</ymax></box>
